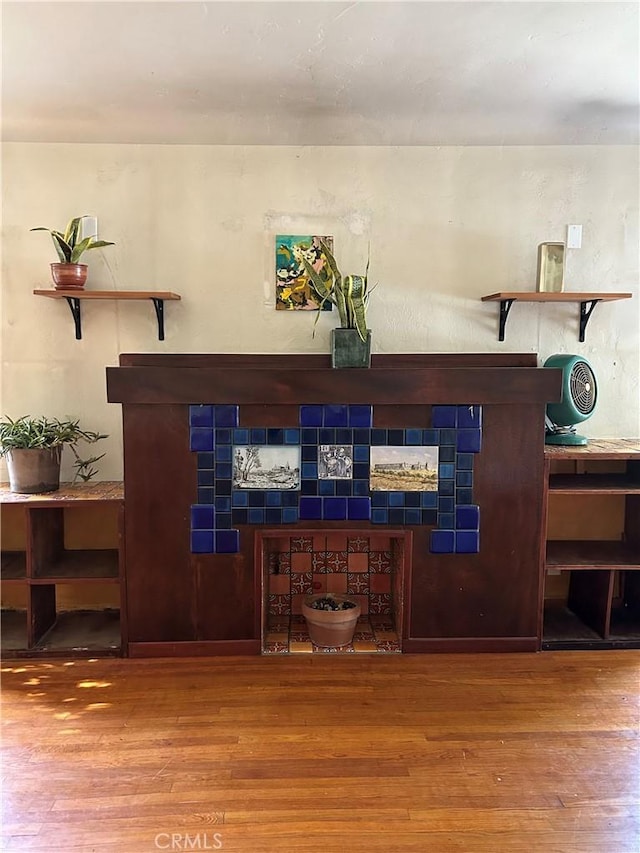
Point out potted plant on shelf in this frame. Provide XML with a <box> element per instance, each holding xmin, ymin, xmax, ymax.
<box><xmin>31</xmin><ymin>216</ymin><xmax>115</xmax><ymax>290</ymax></box>
<box><xmin>0</xmin><ymin>415</ymin><xmax>107</xmax><ymax>494</ymax></box>
<box><xmin>300</xmin><ymin>239</ymin><xmax>373</xmax><ymax>368</ymax></box>
<box><xmin>302</xmin><ymin>593</ymin><xmax>362</xmax><ymax>648</ymax></box>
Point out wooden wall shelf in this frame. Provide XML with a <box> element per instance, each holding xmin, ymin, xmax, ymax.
<box><xmin>33</xmin><ymin>290</ymin><xmax>181</xmax><ymax>341</ymax></box>
<box><xmin>481</xmin><ymin>292</ymin><xmax>632</xmax><ymax>341</ymax></box>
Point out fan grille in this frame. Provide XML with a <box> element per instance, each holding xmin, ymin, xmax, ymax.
<box><xmin>569</xmin><ymin>361</ymin><xmax>597</xmax><ymax>415</ymax></box>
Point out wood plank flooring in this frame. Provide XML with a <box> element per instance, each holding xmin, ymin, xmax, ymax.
<box><xmin>2</xmin><ymin>651</ymin><xmax>638</xmax><ymax>852</ymax></box>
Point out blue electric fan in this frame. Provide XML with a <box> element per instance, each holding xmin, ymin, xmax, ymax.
<box><xmin>544</xmin><ymin>354</ymin><xmax>598</xmax><ymax>446</ymax></box>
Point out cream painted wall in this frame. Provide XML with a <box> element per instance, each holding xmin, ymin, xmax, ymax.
<box><xmin>2</xmin><ymin>143</ymin><xmax>638</xmax><ymax>480</ymax></box>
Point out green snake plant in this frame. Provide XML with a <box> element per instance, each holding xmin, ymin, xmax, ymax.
<box><xmin>31</xmin><ymin>216</ymin><xmax>114</xmax><ymax>264</ymax></box>
<box><xmin>301</xmin><ymin>239</ymin><xmax>371</xmax><ymax>342</ymax></box>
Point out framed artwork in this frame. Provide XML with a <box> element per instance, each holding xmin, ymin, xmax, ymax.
<box><xmin>370</xmin><ymin>446</ymin><xmax>439</xmax><ymax>491</ymax></box>
<box><xmin>275</xmin><ymin>234</ymin><xmax>333</xmax><ymax>310</ymax></box>
<box><xmin>233</xmin><ymin>446</ymin><xmax>300</xmax><ymax>490</ymax></box>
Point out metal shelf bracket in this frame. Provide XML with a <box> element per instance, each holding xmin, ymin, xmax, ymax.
<box><xmin>579</xmin><ymin>299</ymin><xmax>601</xmax><ymax>343</ymax></box>
<box><xmin>498</xmin><ymin>298</ymin><xmax>515</xmax><ymax>341</ymax></box>
<box><xmin>151</xmin><ymin>298</ymin><xmax>166</xmax><ymax>340</ymax></box>
<box><xmin>64</xmin><ymin>296</ymin><xmax>83</xmax><ymax>340</ymax></box>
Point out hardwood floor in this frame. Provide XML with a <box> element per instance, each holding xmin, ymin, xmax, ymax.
<box><xmin>2</xmin><ymin>651</ymin><xmax>638</xmax><ymax>852</ymax></box>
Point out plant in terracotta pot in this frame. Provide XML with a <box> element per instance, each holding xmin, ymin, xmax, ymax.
<box><xmin>302</xmin><ymin>593</ymin><xmax>362</xmax><ymax>648</ymax></box>
<box><xmin>300</xmin><ymin>240</ymin><xmax>373</xmax><ymax>368</ymax></box>
<box><xmin>0</xmin><ymin>415</ymin><xmax>107</xmax><ymax>494</ymax></box>
<box><xmin>31</xmin><ymin>216</ymin><xmax>115</xmax><ymax>290</ymax></box>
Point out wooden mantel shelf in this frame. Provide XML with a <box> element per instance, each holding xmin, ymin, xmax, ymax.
<box><xmin>481</xmin><ymin>291</ymin><xmax>633</xmax><ymax>342</ymax></box>
<box><xmin>33</xmin><ymin>290</ymin><xmax>181</xmax><ymax>341</ymax></box>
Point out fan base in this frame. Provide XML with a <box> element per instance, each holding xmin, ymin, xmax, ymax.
<box><xmin>545</xmin><ymin>432</ymin><xmax>588</xmax><ymax>446</ymax></box>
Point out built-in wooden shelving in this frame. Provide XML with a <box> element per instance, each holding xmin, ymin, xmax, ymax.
<box><xmin>33</xmin><ymin>290</ymin><xmax>181</xmax><ymax>340</ymax></box>
<box><xmin>481</xmin><ymin>291</ymin><xmax>632</xmax><ymax>341</ymax></box>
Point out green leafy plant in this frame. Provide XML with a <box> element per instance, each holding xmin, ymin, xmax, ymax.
<box><xmin>0</xmin><ymin>415</ymin><xmax>107</xmax><ymax>482</ymax></box>
<box><xmin>300</xmin><ymin>239</ymin><xmax>372</xmax><ymax>342</ymax></box>
<box><xmin>31</xmin><ymin>216</ymin><xmax>114</xmax><ymax>264</ymax></box>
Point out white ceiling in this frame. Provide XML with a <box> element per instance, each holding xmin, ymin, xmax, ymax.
<box><xmin>2</xmin><ymin>1</ymin><xmax>639</xmax><ymax>146</ymax></box>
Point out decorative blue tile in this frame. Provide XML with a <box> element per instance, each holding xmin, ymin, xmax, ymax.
<box><xmin>319</xmin><ymin>428</ymin><xmax>336</xmax><ymax>444</ymax></box>
<box><xmin>457</xmin><ymin>405</ymin><xmax>482</xmax><ymax>429</ymax></box>
<box><xmin>233</xmin><ymin>508</ymin><xmax>248</xmax><ymax>524</ymax></box>
<box><xmin>302</xmin><ymin>462</ymin><xmax>318</xmax><ymax>479</ymax></box>
<box><xmin>422</xmin><ymin>429</ymin><xmax>439</xmax><ymax>445</ymax></box>
<box><xmin>215</xmin><ymin>497</ymin><xmax>231</xmax><ymax>512</ymax></box>
<box><xmin>266</xmin><ymin>491</ymin><xmax>282</xmax><ymax>507</ymax></box>
<box><xmin>249</xmin><ymin>491</ymin><xmax>265</xmax><ymax>506</ymax></box>
<box><xmin>404</xmin><ymin>492</ymin><xmax>421</xmax><ymax>507</ymax></box>
<box><xmin>232</xmin><ymin>491</ymin><xmax>248</xmax><ymax>507</ymax></box>
<box><xmin>405</xmin><ymin>428</ymin><xmax>423</xmax><ymax>445</ymax></box>
<box><xmin>301</xmin><ymin>445</ymin><xmax>316</xmax><ymax>461</ymax></box>
<box><xmin>215</xmin><ymin>480</ymin><xmax>231</xmax><ymax>496</ymax></box>
<box><xmin>324</xmin><ymin>405</ymin><xmax>348</xmax><ymax>427</ymax></box>
<box><xmin>349</xmin><ymin>405</ymin><xmax>373</xmax><ymax>428</ymax></box>
<box><xmin>335</xmin><ymin>428</ymin><xmax>352</xmax><ymax>444</ymax></box>
<box><xmin>282</xmin><ymin>492</ymin><xmax>298</xmax><ymax>507</ymax></box>
<box><xmin>372</xmin><ymin>492</ymin><xmax>388</xmax><ymax>507</ymax></box>
<box><xmin>216</xmin><ymin>446</ymin><xmax>232</xmax><ymax>463</ymax></box>
<box><xmin>267</xmin><ymin>428</ymin><xmax>284</xmax><ymax>444</ymax></box>
<box><xmin>323</xmin><ymin>497</ymin><xmax>347</xmax><ymax>520</ymax></box>
<box><xmin>389</xmin><ymin>509</ymin><xmax>405</xmax><ymax>525</ymax></box>
<box><xmin>370</xmin><ymin>429</ymin><xmax>387</xmax><ymax>445</ymax></box>
<box><xmin>248</xmin><ymin>508</ymin><xmax>265</xmax><ymax>524</ymax></box>
<box><xmin>440</xmin><ymin>429</ymin><xmax>457</xmax><ymax>446</ymax></box>
<box><xmin>197</xmin><ymin>487</ymin><xmax>215</xmax><ymax>504</ymax></box>
<box><xmin>438</xmin><ymin>512</ymin><xmax>455</xmax><ymax>529</ymax></box>
<box><xmin>216</xmin><ymin>512</ymin><xmax>232</xmax><ymax>529</ymax></box>
<box><xmin>301</xmin><ymin>428</ymin><xmax>318</xmax><ymax>445</ymax></box>
<box><xmin>439</xmin><ymin>463</ymin><xmax>455</xmax><ymax>480</ymax></box>
<box><xmin>197</xmin><ymin>470</ymin><xmax>215</xmax><ymax>487</ymax></box>
<box><xmin>215</xmin><ymin>529</ymin><xmax>240</xmax><ymax>553</ymax></box>
<box><xmin>266</xmin><ymin>508</ymin><xmax>282</xmax><ymax>524</ymax></box>
<box><xmin>372</xmin><ymin>508</ymin><xmax>389</xmax><ymax>524</ymax></box>
<box><xmin>300</xmin><ymin>480</ymin><xmax>318</xmax><ymax>495</ymax></box>
<box><xmin>214</xmin><ymin>406</ymin><xmax>238</xmax><ymax>428</ymax></box>
<box><xmin>421</xmin><ymin>492</ymin><xmax>438</xmax><ymax>508</ymax></box>
<box><xmin>233</xmin><ymin>428</ymin><xmax>249</xmax><ymax>444</ymax></box>
<box><xmin>353</xmin><ymin>463</ymin><xmax>369</xmax><ymax>479</ymax></box>
<box><xmin>455</xmin><ymin>531</ymin><xmax>480</xmax><ymax>553</ymax></box>
<box><xmin>191</xmin><ymin>505</ymin><xmax>215</xmax><ymax>529</ymax></box>
<box><xmin>439</xmin><ymin>445</ymin><xmax>456</xmax><ymax>463</ymax></box>
<box><xmin>456</xmin><ymin>504</ymin><xmax>480</xmax><ymax>530</ymax></box>
<box><xmin>197</xmin><ymin>452</ymin><xmax>215</xmax><ymax>469</ymax></box>
<box><xmin>422</xmin><ymin>509</ymin><xmax>437</xmax><ymax>525</ymax></box>
<box><xmin>439</xmin><ymin>480</ymin><xmax>454</xmax><ymax>496</ymax></box>
<box><xmin>457</xmin><ymin>430</ymin><xmax>482</xmax><ymax>453</ymax></box>
<box><xmin>405</xmin><ymin>508</ymin><xmax>422</xmax><ymax>525</ymax></box>
<box><xmin>191</xmin><ymin>530</ymin><xmax>214</xmax><ymax>553</ymax></box>
<box><xmin>190</xmin><ymin>428</ymin><xmax>214</xmax><ymax>452</ymax></box>
<box><xmin>353</xmin><ymin>479</ymin><xmax>370</xmax><ymax>496</ymax></box>
<box><xmin>353</xmin><ymin>429</ymin><xmax>370</xmax><ymax>445</ymax></box>
<box><xmin>299</xmin><ymin>497</ymin><xmax>322</xmax><ymax>520</ymax></box>
<box><xmin>284</xmin><ymin>429</ymin><xmax>300</xmax><ymax>444</ymax></box>
<box><xmin>282</xmin><ymin>507</ymin><xmax>299</xmax><ymax>523</ymax></box>
<box><xmin>438</xmin><ymin>497</ymin><xmax>455</xmax><ymax>514</ymax></box>
<box><xmin>457</xmin><ymin>453</ymin><xmax>475</xmax><ymax>470</ymax></box>
<box><xmin>190</xmin><ymin>405</ymin><xmax>214</xmax><ymax>427</ymax></box>
<box><xmin>457</xmin><ymin>471</ymin><xmax>473</xmax><ymax>487</ymax></box>
<box><xmin>215</xmin><ymin>429</ymin><xmax>232</xmax><ymax>444</ymax></box>
<box><xmin>335</xmin><ymin>480</ymin><xmax>352</xmax><ymax>497</ymax></box>
<box><xmin>430</xmin><ymin>529</ymin><xmax>455</xmax><ymax>553</ymax></box>
<box><xmin>217</xmin><ymin>462</ymin><xmax>232</xmax><ymax>479</ymax></box>
<box><xmin>432</xmin><ymin>406</ymin><xmax>457</xmax><ymax>428</ymax></box>
<box><xmin>300</xmin><ymin>405</ymin><xmax>323</xmax><ymax>427</ymax></box>
<box><xmin>318</xmin><ymin>480</ymin><xmax>336</xmax><ymax>496</ymax></box>
<box><xmin>388</xmin><ymin>492</ymin><xmax>405</xmax><ymax>507</ymax></box>
<box><xmin>347</xmin><ymin>497</ymin><xmax>371</xmax><ymax>521</ymax></box>
<box><xmin>353</xmin><ymin>445</ymin><xmax>369</xmax><ymax>462</ymax></box>
<box><xmin>250</xmin><ymin>428</ymin><xmax>266</xmax><ymax>444</ymax></box>
<box><xmin>457</xmin><ymin>488</ymin><xmax>474</xmax><ymax>504</ymax></box>
<box><xmin>388</xmin><ymin>429</ymin><xmax>404</xmax><ymax>445</ymax></box>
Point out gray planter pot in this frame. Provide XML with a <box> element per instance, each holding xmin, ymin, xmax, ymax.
<box><xmin>6</xmin><ymin>447</ymin><xmax>62</xmax><ymax>493</ymax></box>
<box><xmin>331</xmin><ymin>328</ymin><xmax>372</xmax><ymax>369</ymax></box>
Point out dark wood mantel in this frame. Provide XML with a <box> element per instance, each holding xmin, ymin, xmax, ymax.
<box><xmin>107</xmin><ymin>353</ymin><xmax>561</xmax><ymax>657</ymax></box>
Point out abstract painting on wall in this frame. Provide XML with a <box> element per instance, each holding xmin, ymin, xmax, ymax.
<box><xmin>275</xmin><ymin>234</ymin><xmax>334</xmax><ymax>310</ymax></box>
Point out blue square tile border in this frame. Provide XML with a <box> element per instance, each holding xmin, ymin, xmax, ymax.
<box><xmin>190</xmin><ymin>404</ymin><xmax>481</xmax><ymax>554</ymax></box>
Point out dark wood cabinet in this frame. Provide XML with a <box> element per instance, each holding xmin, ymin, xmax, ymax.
<box><xmin>0</xmin><ymin>483</ymin><xmax>125</xmax><ymax>656</ymax></box>
<box><xmin>542</xmin><ymin>440</ymin><xmax>640</xmax><ymax>649</ymax></box>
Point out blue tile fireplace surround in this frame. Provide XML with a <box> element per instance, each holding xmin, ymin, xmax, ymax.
<box><xmin>107</xmin><ymin>353</ymin><xmax>561</xmax><ymax>656</ymax></box>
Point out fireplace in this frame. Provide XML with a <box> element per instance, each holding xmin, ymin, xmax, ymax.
<box><xmin>107</xmin><ymin>353</ymin><xmax>560</xmax><ymax>657</ymax></box>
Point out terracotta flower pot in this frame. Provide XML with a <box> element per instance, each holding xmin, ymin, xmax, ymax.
<box><xmin>302</xmin><ymin>593</ymin><xmax>362</xmax><ymax>648</ymax></box>
<box><xmin>50</xmin><ymin>263</ymin><xmax>88</xmax><ymax>290</ymax></box>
